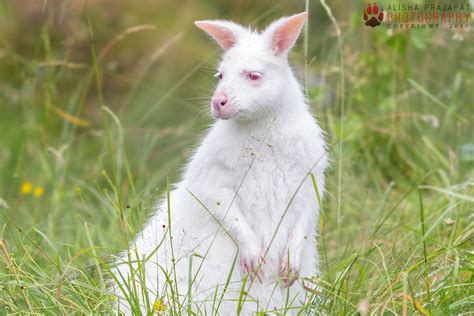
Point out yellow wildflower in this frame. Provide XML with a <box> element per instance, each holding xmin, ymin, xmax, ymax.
<box><xmin>33</xmin><ymin>186</ymin><xmax>44</xmax><ymax>197</ymax></box>
<box><xmin>153</xmin><ymin>298</ymin><xmax>166</xmax><ymax>314</ymax></box>
<box><xmin>110</xmin><ymin>295</ymin><xmax>117</xmax><ymax>301</ymax></box>
<box><xmin>21</xmin><ymin>182</ymin><xmax>33</xmax><ymax>195</ymax></box>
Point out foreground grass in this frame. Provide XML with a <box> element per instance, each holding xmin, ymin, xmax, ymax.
<box><xmin>0</xmin><ymin>0</ymin><xmax>473</xmax><ymax>314</ymax></box>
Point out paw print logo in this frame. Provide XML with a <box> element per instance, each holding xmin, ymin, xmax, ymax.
<box><xmin>363</xmin><ymin>3</ymin><xmax>384</xmax><ymax>27</ymax></box>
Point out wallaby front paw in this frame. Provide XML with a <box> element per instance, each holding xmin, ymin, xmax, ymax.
<box><xmin>278</xmin><ymin>255</ymin><xmax>300</xmax><ymax>288</ymax></box>
<box><xmin>239</xmin><ymin>243</ymin><xmax>266</xmax><ymax>283</ymax></box>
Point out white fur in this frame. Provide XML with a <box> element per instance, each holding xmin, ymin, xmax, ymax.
<box><xmin>112</xmin><ymin>13</ymin><xmax>328</xmax><ymax>315</ymax></box>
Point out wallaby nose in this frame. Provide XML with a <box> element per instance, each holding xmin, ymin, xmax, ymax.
<box><xmin>211</xmin><ymin>91</ymin><xmax>235</xmax><ymax>119</ymax></box>
<box><xmin>211</xmin><ymin>93</ymin><xmax>228</xmax><ymax>109</ymax></box>
<box><xmin>219</xmin><ymin>96</ymin><xmax>227</xmax><ymax>106</ymax></box>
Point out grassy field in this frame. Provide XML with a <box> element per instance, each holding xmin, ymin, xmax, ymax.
<box><xmin>0</xmin><ymin>0</ymin><xmax>473</xmax><ymax>314</ymax></box>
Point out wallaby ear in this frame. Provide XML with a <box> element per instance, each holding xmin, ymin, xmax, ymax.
<box><xmin>264</xmin><ymin>12</ymin><xmax>308</xmax><ymax>56</ymax></box>
<box><xmin>194</xmin><ymin>20</ymin><xmax>245</xmax><ymax>50</ymax></box>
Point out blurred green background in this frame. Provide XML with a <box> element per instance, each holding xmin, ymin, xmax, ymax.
<box><xmin>0</xmin><ymin>0</ymin><xmax>473</xmax><ymax>314</ymax></box>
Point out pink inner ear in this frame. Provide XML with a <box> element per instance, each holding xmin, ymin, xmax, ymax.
<box><xmin>195</xmin><ymin>22</ymin><xmax>236</xmax><ymax>49</ymax></box>
<box><xmin>272</xmin><ymin>13</ymin><xmax>307</xmax><ymax>55</ymax></box>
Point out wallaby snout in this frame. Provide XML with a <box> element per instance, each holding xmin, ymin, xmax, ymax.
<box><xmin>211</xmin><ymin>90</ymin><xmax>235</xmax><ymax>119</ymax></box>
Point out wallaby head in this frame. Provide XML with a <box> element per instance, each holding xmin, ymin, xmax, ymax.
<box><xmin>195</xmin><ymin>13</ymin><xmax>307</xmax><ymax>122</ymax></box>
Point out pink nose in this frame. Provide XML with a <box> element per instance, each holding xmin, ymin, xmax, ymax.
<box><xmin>212</xmin><ymin>94</ymin><xmax>227</xmax><ymax>109</ymax></box>
<box><xmin>211</xmin><ymin>91</ymin><xmax>235</xmax><ymax>119</ymax></box>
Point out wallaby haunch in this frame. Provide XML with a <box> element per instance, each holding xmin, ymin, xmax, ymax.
<box><xmin>112</xmin><ymin>12</ymin><xmax>328</xmax><ymax>315</ymax></box>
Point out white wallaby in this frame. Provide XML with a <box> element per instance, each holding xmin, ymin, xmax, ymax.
<box><xmin>112</xmin><ymin>12</ymin><xmax>328</xmax><ymax>315</ymax></box>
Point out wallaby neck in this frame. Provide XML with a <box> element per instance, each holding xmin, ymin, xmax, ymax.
<box><xmin>223</xmin><ymin>109</ymin><xmax>308</xmax><ymax>142</ymax></box>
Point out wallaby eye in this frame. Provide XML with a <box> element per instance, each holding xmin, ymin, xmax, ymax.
<box><xmin>247</xmin><ymin>71</ymin><xmax>262</xmax><ymax>81</ymax></box>
<box><xmin>214</xmin><ymin>72</ymin><xmax>223</xmax><ymax>80</ymax></box>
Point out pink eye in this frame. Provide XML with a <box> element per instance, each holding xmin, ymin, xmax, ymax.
<box><xmin>247</xmin><ymin>71</ymin><xmax>262</xmax><ymax>81</ymax></box>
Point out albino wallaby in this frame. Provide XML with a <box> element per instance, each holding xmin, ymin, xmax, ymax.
<box><xmin>112</xmin><ymin>12</ymin><xmax>328</xmax><ymax>315</ymax></box>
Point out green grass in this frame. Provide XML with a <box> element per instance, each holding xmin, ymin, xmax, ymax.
<box><xmin>0</xmin><ymin>0</ymin><xmax>473</xmax><ymax>314</ymax></box>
